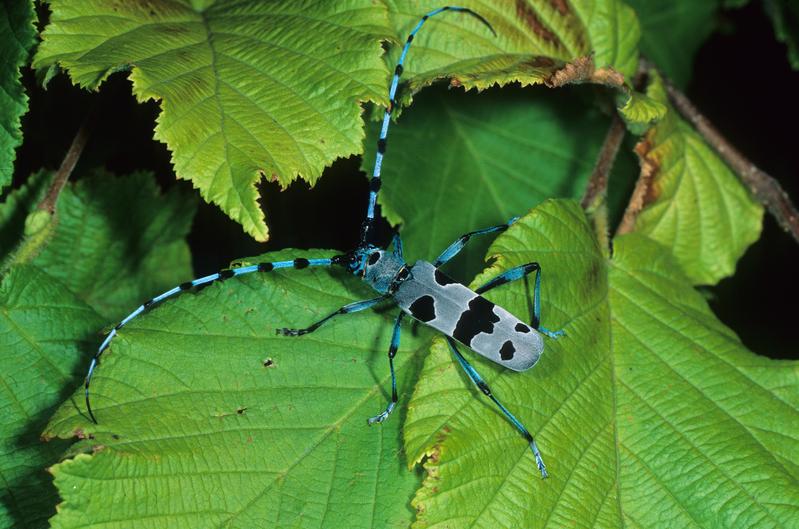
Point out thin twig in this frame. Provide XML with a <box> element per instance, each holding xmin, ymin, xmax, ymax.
<box><xmin>37</xmin><ymin>109</ymin><xmax>94</xmax><ymax>213</ymax></box>
<box><xmin>581</xmin><ymin>113</ymin><xmax>626</xmax><ymax>210</ymax></box>
<box><xmin>664</xmin><ymin>77</ymin><xmax>799</xmax><ymax>243</ymax></box>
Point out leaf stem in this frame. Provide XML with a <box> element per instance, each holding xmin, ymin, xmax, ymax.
<box><xmin>581</xmin><ymin>113</ymin><xmax>626</xmax><ymax>210</ymax></box>
<box><xmin>582</xmin><ymin>113</ymin><xmax>626</xmax><ymax>254</ymax></box>
<box><xmin>37</xmin><ymin>110</ymin><xmax>94</xmax><ymax>213</ymax></box>
<box><xmin>662</xmin><ymin>72</ymin><xmax>799</xmax><ymax>243</ymax></box>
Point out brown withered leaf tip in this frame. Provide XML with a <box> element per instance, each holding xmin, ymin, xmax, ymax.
<box><xmin>545</xmin><ymin>55</ymin><xmax>626</xmax><ymax>90</ymax></box>
<box><xmin>546</xmin><ymin>56</ymin><xmax>594</xmax><ymax>87</ymax></box>
<box><xmin>617</xmin><ymin>135</ymin><xmax>663</xmax><ymax>234</ymax></box>
<box><xmin>634</xmin><ymin>135</ymin><xmax>662</xmax><ymax>207</ymax></box>
<box><xmin>591</xmin><ymin>67</ymin><xmax>626</xmax><ymax>89</ymax></box>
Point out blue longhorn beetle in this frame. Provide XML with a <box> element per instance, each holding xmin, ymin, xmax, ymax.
<box><xmin>85</xmin><ymin>6</ymin><xmax>564</xmax><ymax>478</ymax></box>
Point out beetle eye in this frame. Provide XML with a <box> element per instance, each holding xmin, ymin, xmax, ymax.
<box><xmin>367</xmin><ymin>252</ymin><xmax>380</xmax><ymax>266</ymax></box>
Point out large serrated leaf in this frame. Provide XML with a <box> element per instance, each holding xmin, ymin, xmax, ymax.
<box><xmin>45</xmin><ymin>250</ymin><xmax>428</xmax><ymax>529</ymax></box>
<box><xmin>0</xmin><ymin>170</ymin><xmax>197</xmax><ymax>321</ymax></box>
<box><xmin>382</xmin><ymin>0</ymin><xmax>641</xmax><ymax>101</ymax></box>
<box><xmin>0</xmin><ymin>265</ymin><xmax>104</xmax><ymax>529</ymax></box>
<box><xmin>34</xmin><ymin>0</ymin><xmax>392</xmax><ymax>241</ymax></box>
<box><xmin>404</xmin><ymin>199</ymin><xmax>798</xmax><ymax>528</ymax></box>
<box><xmin>629</xmin><ymin>74</ymin><xmax>763</xmax><ymax>285</ymax></box>
<box><xmin>0</xmin><ymin>0</ymin><xmax>36</xmax><ymax>191</ymax></box>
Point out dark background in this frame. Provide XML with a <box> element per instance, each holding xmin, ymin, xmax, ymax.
<box><xmin>13</xmin><ymin>2</ymin><xmax>799</xmax><ymax>359</ymax></box>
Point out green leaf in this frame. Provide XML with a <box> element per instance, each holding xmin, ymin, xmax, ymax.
<box><xmin>627</xmin><ymin>0</ymin><xmax>722</xmax><ymax>86</ymax></box>
<box><xmin>0</xmin><ymin>170</ymin><xmax>197</xmax><ymax>321</ymax></box>
<box><xmin>405</xmin><ymin>199</ymin><xmax>799</xmax><ymax>528</ymax></box>
<box><xmin>0</xmin><ymin>0</ymin><xmax>37</xmax><ymax>191</ymax></box>
<box><xmin>617</xmin><ymin>89</ymin><xmax>667</xmax><ymax>134</ymax></box>
<box><xmin>0</xmin><ymin>265</ymin><xmax>105</xmax><ymax>529</ymax></box>
<box><xmin>572</xmin><ymin>0</ymin><xmax>640</xmax><ymax>78</ymax></box>
<box><xmin>765</xmin><ymin>0</ymin><xmax>799</xmax><ymax>70</ymax></box>
<box><xmin>34</xmin><ymin>1</ymin><xmax>393</xmax><ymax>241</ymax></box>
<box><xmin>46</xmin><ymin>250</ymin><xmax>427</xmax><ymax>529</ymax></box>
<box><xmin>383</xmin><ymin>0</ymin><xmax>641</xmax><ymax>101</ymax></box>
<box><xmin>33</xmin><ymin>171</ymin><xmax>197</xmax><ymax>321</ymax></box>
<box><xmin>0</xmin><ymin>169</ymin><xmax>50</xmax><ymax>259</ymax></box>
<box><xmin>0</xmin><ymin>171</ymin><xmax>195</xmax><ymax>528</ymax></box>
<box><xmin>364</xmin><ymin>85</ymin><xmax>638</xmax><ymax>277</ymax></box>
<box><xmin>629</xmin><ymin>74</ymin><xmax>763</xmax><ymax>285</ymax></box>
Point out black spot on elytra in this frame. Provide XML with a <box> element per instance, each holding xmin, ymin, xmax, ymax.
<box><xmin>368</xmin><ymin>252</ymin><xmax>380</xmax><ymax>266</ymax></box>
<box><xmin>434</xmin><ymin>268</ymin><xmax>457</xmax><ymax>286</ymax></box>
<box><xmin>409</xmin><ymin>295</ymin><xmax>436</xmax><ymax>322</ymax></box>
<box><xmin>500</xmin><ymin>340</ymin><xmax>516</xmax><ymax>360</ymax></box>
<box><xmin>453</xmin><ymin>296</ymin><xmax>500</xmax><ymax>346</ymax></box>
<box><xmin>515</xmin><ymin>323</ymin><xmax>530</xmax><ymax>333</ymax></box>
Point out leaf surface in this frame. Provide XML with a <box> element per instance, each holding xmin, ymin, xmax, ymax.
<box><xmin>46</xmin><ymin>250</ymin><xmax>427</xmax><ymax>529</ymax></box>
<box><xmin>0</xmin><ymin>0</ymin><xmax>36</xmax><ymax>190</ymax></box>
<box><xmin>0</xmin><ymin>171</ymin><xmax>197</xmax><ymax>321</ymax></box>
<box><xmin>626</xmin><ymin>0</ymin><xmax>721</xmax><ymax>86</ymax></box>
<box><xmin>0</xmin><ymin>265</ymin><xmax>104</xmax><ymax>529</ymax></box>
<box><xmin>629</xmin><ymin>75</ymin><xmax>763</xmax><ymax>285</ymax></box>
<box><xmin>405</xmin><ymin>199</ymin><xmax>798</xmax><ymax>528</ymax></box>
<box><xmin>32</xmin><ymin>172</ymin><xmax>197</xmax><ymax>321</ymax></box>
<box><xmin>34</xmin><ymin>0</ymin><xmax>393</xmax><ymax>241</ymax></box>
